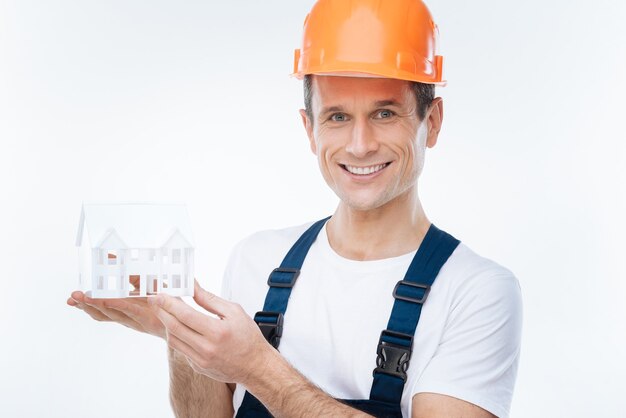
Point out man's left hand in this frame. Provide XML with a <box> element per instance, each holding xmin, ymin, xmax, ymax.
<box><xmin>149</xmin><ymin>280</ymin><xmax>273</xmax><ymax>385</ymax></box>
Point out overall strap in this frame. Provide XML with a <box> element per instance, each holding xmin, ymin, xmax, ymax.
<box><xmin>254</xmin><ymin>216</ymin><xmax>331</xmax><ymax>349</ymax></box>
<box><xmin>369</xmin><ymin>224</ymin><xmax>460</xmax><ymax>405</ymax></box>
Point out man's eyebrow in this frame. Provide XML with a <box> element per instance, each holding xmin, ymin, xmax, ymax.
<box><xmin>374</xmin><ymin>99</ymin><xmax>402</xmax><ymax>107</ymax></box>
<box><xmin>320</xmin><ymin>105</ymin><xmax>344</xmax><ymax>115</ymax></box>
<box><xmin>320</xmin><ymin>100</ymin><xmax>401</xmax><ymax>115</ymax></box>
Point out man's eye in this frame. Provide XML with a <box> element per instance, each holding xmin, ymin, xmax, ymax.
<box><xmin>330</xmin><ymin>113</ymin><xmax>347</xmax><ymax>122</ymax></box>
<box><xmin>376</xmin><ymin>110</ymin><xmax>394</xmax><ymax>119</ymax></box>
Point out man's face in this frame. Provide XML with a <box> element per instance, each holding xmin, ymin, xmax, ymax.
<box><xmin>301</xmin><ymin>75</ymin><xmax>442</xmax><ymax>212</ymax></box>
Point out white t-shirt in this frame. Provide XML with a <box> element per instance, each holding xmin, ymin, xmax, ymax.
<box><xmin>221</xmin><ymin>221</ymin><xmax>523</xmax><ymax>418</ymax></box>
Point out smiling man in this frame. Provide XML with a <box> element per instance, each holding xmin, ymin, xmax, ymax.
<box><xmin>69</xmin><ymin>1</ymin><xmax>522</xmax><ymax>417</ymax></box>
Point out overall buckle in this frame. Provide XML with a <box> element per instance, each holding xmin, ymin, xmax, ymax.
<box><xmin>254</xmin><ymin>311</ymin><xmax>284</xmax><ymax>349</ymax></box>
<box><xmin>373</xmin><ymin>330</ymin><xmax>414</xmax><ymax>382</ymax></box>
<box><xmin>393</xmin><ymin>280</ymin><xmax>430</xmax><ymax>304</ymax></box>
<box><xmin>267</xmin><ymin>268</ymin><xmax>300</xmax><ymax>288</ymax></box>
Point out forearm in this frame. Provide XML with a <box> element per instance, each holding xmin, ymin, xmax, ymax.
<box><xmin>245</xmin><ymin>349</ymin><xmax>372</xmax><ymax>418</ymax></box>
<box><xmin>168</xmin><ymin>347</ymin><xmax>234</xmax><ymax>418</ymax></box>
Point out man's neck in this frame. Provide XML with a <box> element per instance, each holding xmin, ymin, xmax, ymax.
<box><xmin>326</xmin><ymin>191</ymin><xmax>430</xmax><ymax>261</ymax></box>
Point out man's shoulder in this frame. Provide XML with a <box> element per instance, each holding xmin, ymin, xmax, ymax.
<box><xmin>447</xmin><ymin>242</ymin><xmax>516</xmax><ymax>280</ymax></box>
<box><xmin>226</xmin><ymin>220</ymin><xmax>319</xmax><ymax>270</ymax></box>
<box><xmin>235</xmin><ymin>220</ymin><xmax>317</xmax><ymax>253</ymax></box>
<box><xmin>222</xmin><ymin>220</ymin><xmax>321</xmax><ymax>301</ymax></box>
<box><xmin>441</xmin><ymin>241</ymin><xmax>522</xmax><ymax>307</ymax></box>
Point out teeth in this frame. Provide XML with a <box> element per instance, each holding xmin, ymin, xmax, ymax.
<box><xmin>344</xmin><ymin>163</ymin><xmax>387</xmax><ymax>175</ymax></box>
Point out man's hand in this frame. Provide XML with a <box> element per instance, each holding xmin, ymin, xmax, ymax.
<box><xmin>67</xmin><ymin>276</ymin><xmax>166</xmax><ymax>339</ymax></box>
<box><xmin>150</xmin><ymin>281</ymin><xmax>375</xmax><ymax>417</ymax></box>
<box><xmin>149</xmin><ymin>280</ymin><xmax>273</xmax><ymax>385</ymax></box>
<box><xmin>67</xmin><ymin>279</ymin><xmax>236</xmax><ymax>417</ymax></box>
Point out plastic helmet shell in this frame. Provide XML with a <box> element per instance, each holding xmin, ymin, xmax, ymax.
<box><xmin>292</xmin><ymin>0</ymin><xmax>445</xmax><ymax>85</ymax></box>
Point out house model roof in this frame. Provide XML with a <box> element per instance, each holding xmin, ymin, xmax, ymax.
<box><xmin>76</xmin><ymin>203</ymin><xmax>195</xmax><ymax>249</ymax></box>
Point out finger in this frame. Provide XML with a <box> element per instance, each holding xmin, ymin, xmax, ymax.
<box><xmin>83</xmin><ymin>294</ymin><xmax>132</xmax><ymax>315</ymax></box>
<box><xmin>70</xmin><ymin>290</ymin><xmax>87</xmax><ymax>304</ymax></box>
<box><xmin>114</xmin><ymin>298</ymin><xmax>151</xmax><ymax>323</ymax></box>
<box><xmin>151</xmin><ymin>295</ymin><xmax>216</xmax><ymax>336</ymax></box>
<box><xmin>83</xmin><ymin>298</ymin><xmax>146</xmax><ymax>332</ymax></box>
<box><xmin>97</xmin><ymin>298</ymin><xmax>148</xmax><ymax>325</ymax></box>
<box><xmin>165</xmin><ymin>332</ymin><xmax>206</xmax><ymax>369</ymax></box>
<box><xmin>97</xmin><ymin>305</ymin><xmax>139</xmax><ymax>327</ymax></box>
<box><xmin>193</xmin><ymin>280</ymin><xmax>230</xmax><ymax>318</ymax></box>
<box><xmin>88</xmin><ymin>296</ymin><xmax>136</xmax><ymax>313</ymax></box>
<box><xmin>72</xmin><ymin>301</ymin><xmax>112</xmax><ymax>322</ymax></box>
<box><xmin>77</xmin><ymin>293</ymin><xmax>144</xmax><ymax>323</ymax></box>
<box><xmin>151</xmin><ymin>302</ymin><xmax>208</xmax><ymax>348</ymax></box>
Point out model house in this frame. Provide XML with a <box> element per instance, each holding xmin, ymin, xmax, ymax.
<box><xmin>76</xmin><ymin>203</ymin><xmax>195</xmax><ymax>298</ymax></box>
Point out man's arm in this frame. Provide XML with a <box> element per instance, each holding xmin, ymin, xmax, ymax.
<box><xmin>409</xmin><ymin>272</ymin><xmax>523</xmax><ymax>418</ymax></box>
<box><xmin>169</xmin><ymin>347</ymin><xmax>234</xmax><ymax>418</ymax></box>
<box><xmin>241</xmin><ymin>345</ymin><xmax>371</xmax><ymax>418</ymax></box>
<box><xmin>242</xmin><ymin>358</ymin><xmax>496</xmax><ymax>418</ymax></box>
<box><xmin>150</xmin><ymin>282</ymin><xmax>374</xmax><ymax>418</ymax></box>
<box><xmin>152</xmin><ymin>282</ymin><xmax>502</xmax><ymax>418</ymax></box>
<box><xmin>412</xmin><ymin>393</ymin><xmax>496</xmax><ymax>418</ymax></box>
<box><xmin>67</xmin><ymin>289</ymin><xmax>234</xmax><ymax>417</ymax></box>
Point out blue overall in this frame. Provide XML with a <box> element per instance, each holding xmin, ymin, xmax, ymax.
<box><xmin>235</xmin><ymin>217</ymin><xmax>460</xmax><ymax>418</ymax></box>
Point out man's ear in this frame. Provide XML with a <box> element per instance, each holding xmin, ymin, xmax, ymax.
<box><xmin>425</xmin><ymin>97</ymin><xmax>443</xmax><ymax>149</ymax></box>
<box><xmin>299</xmin><ymin>109</ymin><xmax>317</xmax><ymax>154</ymax></box>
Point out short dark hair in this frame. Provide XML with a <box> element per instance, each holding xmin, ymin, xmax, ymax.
<box><xmin>303</xmin><ymin>74</ymin><xmax>435</xmax><ymax>123</ymax></box>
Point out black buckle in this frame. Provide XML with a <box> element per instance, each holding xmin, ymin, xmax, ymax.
<box><xmin>254</xmin><ymin>311</ymin><xmax>284</xmax><ymax>349</ymax></box>
<box><xmin>393</xmin><ymin>280</ymin><xmax>430</xmax><ymax>304</ymax></box>
<box><xmin>373</xmin><ymin>330</ymin><xmax>413</xmax><ymax>382</ymax></box>
<box><xmin>267</xmin><ymin>268</ymin><xmax>300</xmax><ymax>288</ymax></box>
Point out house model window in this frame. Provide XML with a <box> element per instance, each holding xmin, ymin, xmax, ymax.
<box><xmin>76</xmin><ymin>203</ymin><xmax>195</xmax><ymax>298</ymax></box>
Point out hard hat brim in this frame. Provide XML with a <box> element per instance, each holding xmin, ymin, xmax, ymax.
<box><xmin>290</xmin><ymin>69</ymin><xmax>447</xmax><ymax>87</ymax></box>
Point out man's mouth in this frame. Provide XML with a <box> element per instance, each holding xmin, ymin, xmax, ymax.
<box><xmin>341</xmin><ymin>163</ymin><xmax>390</xmax><ymax>176</ymax></box>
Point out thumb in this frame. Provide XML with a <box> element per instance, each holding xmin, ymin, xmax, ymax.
<box><xmin>193</xmin><ymin>279</ymin><xmax>229</xmax><ymax>318</ymax></box>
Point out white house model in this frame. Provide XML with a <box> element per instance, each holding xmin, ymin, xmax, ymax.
<box><xmin>76</xmin><ymin>203</ymin><xmax>195</xmax><ymax>298</ymax></box>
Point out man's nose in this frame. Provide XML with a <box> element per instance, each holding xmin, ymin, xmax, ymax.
<box><xmin>345</xmin><ymin>118</ymin><xmax>379</xmax><ymax>158</ymax></box>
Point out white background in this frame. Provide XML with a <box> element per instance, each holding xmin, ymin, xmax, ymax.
<box><xmin>1</xmin><ymin>0</ymin><xmax>625</xmax><ymax>417</ymax></box>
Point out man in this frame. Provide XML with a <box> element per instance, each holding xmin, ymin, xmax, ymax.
<box><xmin>68</xmin><ymin>0</ymin><xmax>522</xmax><ymax>417</ymax></box>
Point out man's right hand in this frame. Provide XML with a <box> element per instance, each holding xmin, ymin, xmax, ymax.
<box><xmin>67</xmin><ymin>278</ymin><xmax>235</xmax><ymax>417</ymax></box>
<box><xmin>67</xmin><ymin>286</ymin><xmax>166</xmax><ymax>339</ymax></box>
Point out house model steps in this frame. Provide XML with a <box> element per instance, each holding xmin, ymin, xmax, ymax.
<box><xmin>76</xmin><ymin>203</ymin><xmax>195</xmax><ymax>298</ymax></box>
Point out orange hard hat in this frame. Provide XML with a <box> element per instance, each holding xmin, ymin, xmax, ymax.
<box><xmin>292</xmin><ymin>0</ymin><xmax>445</xmax><ymax>85</ymax></box>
